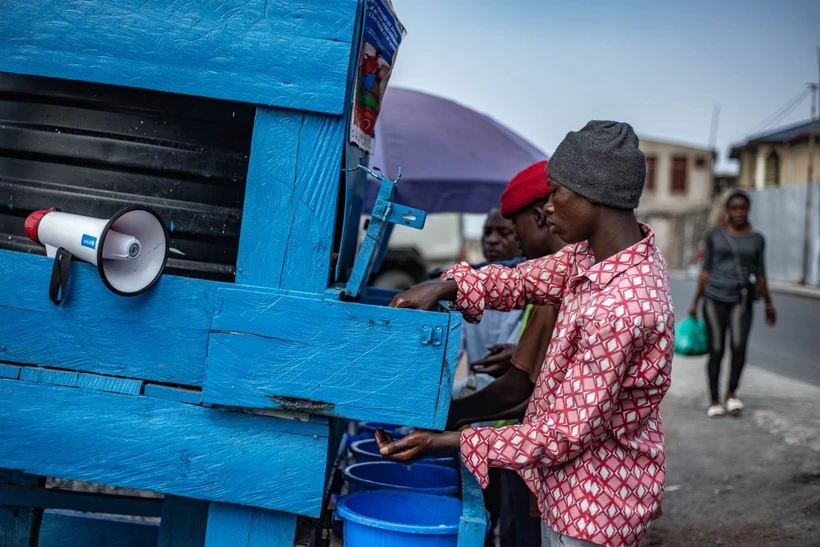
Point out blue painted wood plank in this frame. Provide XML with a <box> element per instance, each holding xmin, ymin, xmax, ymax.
<box><xmin>0</xmin><ymin>469</ymin><xmax>44</xmax><ymax>547</ymax></box>
<box><xmin>0</xmin><ymin>251</ymin><xmax>219</xmax><ymax>328</ymax></box>
<box><xmin>0</xmin><ymin>251</ymin><xmax>216</xmax><ymax>386</ymax></box>
<box><xmin>0</xmin><ymin>484</ymin><xmax>162</xmax><ymax>517</ymax></box>
<box><xmin>158</xmin><ymin>495</ymin><xmax>208</xmax><ymax>547</ymax></box>
<box><xmin>38</xmin><ymin>511</ymin><xmax>159</xmax><ymax>547</ymax></box>
<box><xmin>0</xmin><ymin>0</ymin><xmax>357</xmax><ymax>114</ymax></box>
<box><xmin>204</xmin><ymin>503</ymin><xmax>297</xmax><ymax>547</ymax></box>
<box><xmin>0</xmin><ymin>363</ymin><xmax>21</xmax><ymax>379</ymax></box>
<box><xmin>0</xmin><ymin>380</ymin><xmax>329</xmax><ymax>516</ymax></box>
<box><xmin>76</xmin><ymin>372</ymin><xmax>143</xmax><ymax>395</ymax></box>
<box><xmin>19</xmin><ymin>366</ymin><xmax>79</xmax><ymax>388</ymax></box>
<box><xmin>458</xmin><ymin>464</ymin><xmax>488</xmax><ymax>547</ymax></box>
<box><xmin>234</xmin><ymin>108</ymin><xmax>301</xmax><ymax>288</ymax></box>
<box><xmin>203</xmin><ymin>288</ymin><xmax>455</xmax><ymax>429</ymax></box>
<box><xmin>278</xmin><ymin>113</ymin><xmax>346</xmax><ymax>293</ymax></box>
<box><xmin>0</xmin><ymin>306</ymin><xmax>206</xmax><ymax>387</ymax></box>
<box><xmin>235</xmin><ymin>108</ymin><xmax>344</xmax><ymax>293</ymax></box>
<box><xmin>144</xmin><ymin>384</ymin><xmax>202</xmax><ymax>405</ymax></box>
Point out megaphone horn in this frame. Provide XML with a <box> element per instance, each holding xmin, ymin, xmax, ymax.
<box><xmin>25</xmin><ymin>206</ymin><xmax>169</xmax><ymax>305</ymax></box>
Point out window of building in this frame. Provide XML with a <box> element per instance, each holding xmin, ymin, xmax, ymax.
<box><xmin>671</xmin><ymin>156</ymin><xmax>687</xmax><ymax>194</ymax></box>
<box><xmin>695</xmin><ymin>156</ymin><xmax>707</xmax><ymax>169</ymax></box>
<box><xmin>765</xmin><ymin>150</ymin><xmax>780</xmax><ymax>186</ymax></box>
<box><xmin>645</xmin><ymin>156</ymin><xmax>656</xmax><ymax>192</ymax></box>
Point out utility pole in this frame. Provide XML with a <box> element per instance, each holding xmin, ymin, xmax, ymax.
<box><xmin>709</xmin><ymin>103</ymin><xmax>720</xmax><ymax>197</ymax></box>
<box><xmin>800</xmin><ymin>48</ymin><xmax>820</xmax><ymax>285</ymax></box>
<box><xmin>808</xmin><ymin>83</ymin><xmax>817</xmax><ymax>188</ymax></box>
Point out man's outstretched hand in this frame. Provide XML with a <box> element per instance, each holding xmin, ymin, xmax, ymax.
<box><xmin>375</xmin><ymin>428</ymin><xmax>461</xmax><ymax>462</ymax></box>
<box><xmin>388</xmin><ymin>280</ymin><xmax>458</xmax><ymax>310</ymax></box>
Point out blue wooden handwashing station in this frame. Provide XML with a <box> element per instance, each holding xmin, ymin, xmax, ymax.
<box><xmin>0</xmin><ymin>1</ymin><xmax>486</xmax><ymax>545</ymax></box>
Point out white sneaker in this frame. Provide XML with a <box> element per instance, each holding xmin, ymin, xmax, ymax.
<box><xmin>707</xmin><ymin>404</ymin><xmax>726</xmax><ymax>418</ymax></box>
<box><xmin>726</xmin><ymin>397</ymin><xmax>744</xmax><ymax>416</ymax></box>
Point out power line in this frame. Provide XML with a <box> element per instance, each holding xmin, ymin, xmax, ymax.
<box><xmin>746</xmin><ymin>88</ymin><xmax>810</xmax><ymax>136</ymax></box>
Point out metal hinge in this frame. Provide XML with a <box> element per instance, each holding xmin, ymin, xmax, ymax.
<box><xmin>420</xmin><ymin>324</ymin><xmax>443</xmax><ymax>346</ymax></box>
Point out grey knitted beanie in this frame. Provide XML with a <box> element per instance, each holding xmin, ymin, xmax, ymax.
<box><xmin>546</xmin><ymin>120</ymin><xmax>646</xmax><ymax>210</ymax></box>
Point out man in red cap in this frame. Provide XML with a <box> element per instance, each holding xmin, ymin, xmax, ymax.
<box><xmin>448</xmin><ymin>160</ymin><xmax>565</xmax><ymax>547</ymax></box>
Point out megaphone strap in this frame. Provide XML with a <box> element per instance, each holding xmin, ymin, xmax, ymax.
<box><xmin>49</xmin><ymin>247</ymin><xmax>72</xmax><ymax>306</ymax></box>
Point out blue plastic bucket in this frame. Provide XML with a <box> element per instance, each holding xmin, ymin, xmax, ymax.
<box><xmin>336</xmin><ymin>490</ymin><xmax>461</xmax><ymax>547</ymax></box>
<box><xmin>344</xmin><ymin>461</ymin><xmax>460</xmax><ymax>496</ymax></box>
<box><xmin>350</xmin><ymin>439</ymin><xmax>459</xmax><ymax>468</ymax></box>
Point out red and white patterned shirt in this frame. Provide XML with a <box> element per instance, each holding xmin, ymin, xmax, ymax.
<box><xmin>444</xmin><ymin>224</ymin><xmax>673</xmax><ymax>547</ymax></box>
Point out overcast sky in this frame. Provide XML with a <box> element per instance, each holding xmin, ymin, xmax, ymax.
<box><xmin>388</xmin><ymin>0</ymin><xmax>820</xmax><ymax>173</ymax></box>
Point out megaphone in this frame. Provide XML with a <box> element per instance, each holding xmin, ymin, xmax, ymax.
<box><xmin>25</xmin><ymin>206</ymin><xmax>169</xmax><ymax>305</ymax></box>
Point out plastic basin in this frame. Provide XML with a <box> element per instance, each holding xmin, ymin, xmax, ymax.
<box><xmin>336</xmin><ymin>490</ymin><xmax>461</xmax><ymax>547</ymax></box>
<box><xmin>343</xmin><ymin>461</ymin><xmax>460</xmax><ymax>496</ymax></box>
<box><xmin>350</xmin><ymin>439</ymin><xmax>459</xmax><ymax>468</ymax></box>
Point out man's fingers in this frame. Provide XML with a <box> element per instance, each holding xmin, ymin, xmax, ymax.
<box><xmin>470</xmin><ymin>354</ymin><xmax>503</xmax><ymax>368</ymax></box>
<box><xmin>379</xmin><ymin>434</ymin><xmax>415</xmax><ymax>456</ymax></box>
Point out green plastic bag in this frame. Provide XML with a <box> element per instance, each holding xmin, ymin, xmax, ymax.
<box><xmin>674</xmin><ymin>317</ymin><xmax>709</xmax><ymax>356</ymax></box>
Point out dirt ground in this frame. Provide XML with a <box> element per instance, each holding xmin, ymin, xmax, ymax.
<box><xmin>642</xmin><ymin>368</ymin><xmax>820</xmax><ymax>547</ymax></box>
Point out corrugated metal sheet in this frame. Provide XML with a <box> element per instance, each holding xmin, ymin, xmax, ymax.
<box><xmin>0</xmin><ymin>72</ymin><xmax>254</xmax><ymax>281</ymax></box>
<box><xmin>749</xmin><ymin>181</ymin><xmax>819</xmax><ymax>286</ymax></box>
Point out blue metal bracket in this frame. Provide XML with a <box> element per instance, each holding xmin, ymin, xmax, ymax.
<box><xmin>343</xmin><ymin>166</ymin><xmax>427</xmax><ymax>299</ymax></box>
<box><xmin>420</xmin><ymin>324</ymin><xmax>443</xmax><ymax>346</ymax></box>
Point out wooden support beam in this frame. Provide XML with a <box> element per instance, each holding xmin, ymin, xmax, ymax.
<box><xmin>457</xmin><ymin>465</ymin><xmax>488</xmax><ymax>547</ymax></box>
<box><xmin>235</xmin><ymin>108</ymin><xmax>345</xmax><ymax>293</ymax></box>
<box><xmin>0</xmin><ymin>484</ymin><xmax>162</xmax><ymax>517</ymax></box>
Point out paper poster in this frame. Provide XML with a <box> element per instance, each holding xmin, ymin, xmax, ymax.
<box><xmin>350</xmin><ymin>0</ymin><xmax>406</xmax><ymax>153</ymax></box>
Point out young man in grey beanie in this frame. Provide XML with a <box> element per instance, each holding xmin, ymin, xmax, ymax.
<box><xmin>378</xmin><ymin>121</ymin><xmax>673</xmax><ymax>547</ymax></box>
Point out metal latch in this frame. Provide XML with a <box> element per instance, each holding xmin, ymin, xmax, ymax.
<box><xmin>343</xmin><ymin>166</ymin><xmax>427</xmax><ymax>299</ymax></box>
<box><xmin>420</xmin><ymin>324</ymin><xmax>443</xmax><ymax>346</ymax></box>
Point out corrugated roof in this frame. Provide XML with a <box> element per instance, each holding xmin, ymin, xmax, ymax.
<box><xmin>729</xmin><ymin>119</ymin><xmax>820</xmax><ymax>158</ymax></box>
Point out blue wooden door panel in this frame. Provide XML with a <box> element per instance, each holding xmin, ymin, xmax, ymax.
<box><xmin>235</xmin><ymin>108</ymin><xmax>345</xmax><ymax>293</ymax></box>
<box><xmin>0</xmin><ymin>0</ymin><xmax>357</xmax><ymax>114</ymax></box>
<box><xmin>0</xmin><ymin>379</ymin><xmax>329</xmax><ymax>517</ymax></box>
<box><xmin>204</xmin><ymin>287</ymin><xmax>457</xmax><ymax>429</ymax></box>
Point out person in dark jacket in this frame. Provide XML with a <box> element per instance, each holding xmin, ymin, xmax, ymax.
<box><xmin>689</xmin><ymin>190</ymin><xmax>777</xmax><ymax>418</ymax></box>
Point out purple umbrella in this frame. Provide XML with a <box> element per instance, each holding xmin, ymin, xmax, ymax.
<box><xmin>365</xmin><ymin>88</ymin><xmax>548</xmax><ymax>214</ymax></box>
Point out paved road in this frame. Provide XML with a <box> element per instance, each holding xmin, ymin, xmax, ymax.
<box><xmin>669</xmin><ymin>278</ymin><xmax>820</xmax><ymax>388</ymax></box>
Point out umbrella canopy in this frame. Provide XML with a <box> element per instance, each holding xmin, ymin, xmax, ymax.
<box><xmin>365</xmin><ymin>88</ymin><xmax>548</xmax><ymax>214</ymax></box>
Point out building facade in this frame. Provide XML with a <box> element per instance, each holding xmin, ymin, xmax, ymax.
<box><xmin>637</xmin><ymin>138</ymin><xmax>715</xmax><ymax>269</ymax></box>
<box><xmin>730</xmin><ymin>119</ymin><xmax>820</xmax><ymax>189</ymax></box>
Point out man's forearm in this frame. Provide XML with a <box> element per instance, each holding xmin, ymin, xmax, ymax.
<box><xmin>447</xmin><ymin>367</ymin><xmax>534</xmax><ymax>429</ymax></box>
<box><xmin>476</xmin><ymin>399</ymin><xmax>529</xmax><ymax>424</ymax></box>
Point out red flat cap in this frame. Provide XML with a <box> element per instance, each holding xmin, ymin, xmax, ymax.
<box><xmin>500</xmin><ymin>160</ymin><xmax>550</xmax><ymax>218</ymax></box>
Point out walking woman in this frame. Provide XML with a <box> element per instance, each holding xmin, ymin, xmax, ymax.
<box><xmin>689</xmin><ymin>191</ymin><xmax>777</xmax><ymax>418</ymax></box>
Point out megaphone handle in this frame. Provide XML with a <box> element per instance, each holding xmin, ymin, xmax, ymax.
<box><xmin>49</xmin><ymin>247</ymin><xmax>73</xmax><ymax>306</ymax></box>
